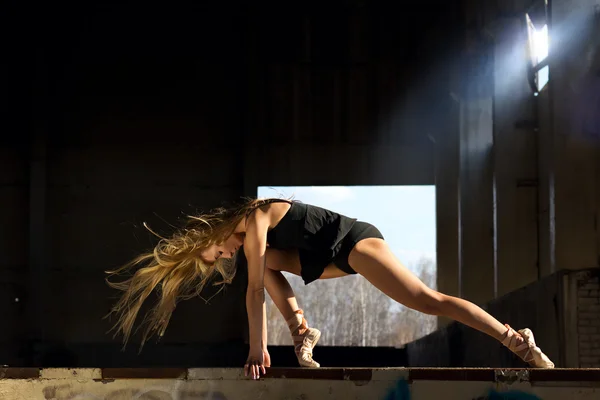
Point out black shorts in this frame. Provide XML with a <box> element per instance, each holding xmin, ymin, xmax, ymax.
<box><xmin>332</xmin><ymin>221</ymin><xmax>384</xmax><ymax>275</ymax></box>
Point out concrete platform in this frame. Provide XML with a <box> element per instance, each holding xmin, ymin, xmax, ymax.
<box><xmin>1</xmin><ymin>367</ymin><xmax>599</xmax><ymax>399</ymax></box>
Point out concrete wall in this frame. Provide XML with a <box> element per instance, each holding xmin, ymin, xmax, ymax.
<box><xmin>0</xmin><ymin>141</ymin><xmax>29</xmax><ymax>366</ymax></box>
<box><xmin>548</xmin><ymin>0</ymin><xmax>600</xmax><ymax>273</ymax></box>
<box><xmin>407</xmin><ymin>268</ymin><xmax>600</xmax><ymax>368</ymax></box>
<box><xmin>406</xmin><ymin>271</ymin><xmax>564</xmax><ymax>367</ymax></box>
<box><xmin>4</xmin><ymin>2</ymin><xmax>252</xmax><ymax>367</ymax></box>
<box><xmin>438</xmin><ymin>0</ymin><xmax>545</xmax><ymax>308</ymax></box>
<box><xmin>570</xmin><ymin>269</ymin><xmax>600</xmax><ymax>367</ymax></box>
<box><xmin>241</xmin><ymin>1</ymin><xmax>457</xmax><ymax>193</ymax></box>
<box><xmin>441</xmin><ymin>0</ymin><xmax>600</xmax><ymax>312</ymax></box>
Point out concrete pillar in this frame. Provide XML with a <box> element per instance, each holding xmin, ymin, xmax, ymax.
<box><xmin>537</xmin><ymin>86</ymin><xmax>556</xmax><ymax>277</ymax></box>
<box><xmin>543</xmin><ymin>0</ymin><xmax>600</xmax><ymax>271</ymax></box>
<box><xmin>492</xmin><ymin>18</ymin><xmax>540</xmax><ymax>296</ymax></box>
<box><xmin>458</xmin><ymin>39</ymin><xmax>496</xmax><ymax>304</ymax></box>
<box><xmin>435</xmin><ymin>63</ymin><xmax>461</xmax><ymax>328</ymax></box>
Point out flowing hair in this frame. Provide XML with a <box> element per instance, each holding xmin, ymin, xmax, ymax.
<box><xmin>105</xmin><ymin>197</ymin><xmax>286</xmax><ymax>351</ymax></box>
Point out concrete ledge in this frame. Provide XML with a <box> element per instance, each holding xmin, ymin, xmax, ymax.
<box><xmin>0</xmin><ymin>368</ymin><xmax>598</xmax><ymax>400</ymax></box>
<box><xmin>40</xmin><ymin>368</ymin><xmax>102</xmax><ymax>380</ymax></box>
<box><xmin>102</xmin><ymin>368</ymin><xmax>187</xmax><ymax>380</ymax></box>
<box><xmin>0</xmin><ymin>368</ymin><xmax>40</xmax><ymax>379</ymax></box>
<box><xmin>1</xmin><ymin>367</ymin><xmax>599</xmax><ymax>382</ymax></box>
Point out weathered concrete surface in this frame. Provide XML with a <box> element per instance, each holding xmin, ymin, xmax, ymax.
<box><xmin>1</xmin><ymin>368</ymin><xmax>599</xmax><ymax>400</ymax></box>
<box><xmin>570</xmin><ymin>270</ymin><xmax>600</xmax><ymax>367</ymax></box>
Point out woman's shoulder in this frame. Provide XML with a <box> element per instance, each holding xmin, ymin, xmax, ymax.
<box><xmin>245</xmin><ymin>198</ymin><xmax>293</xmax><ymax>227</ymax></box>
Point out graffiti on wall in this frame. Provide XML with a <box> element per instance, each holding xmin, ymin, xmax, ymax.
<box><xmin>42</xmin><ymin>383</ymin><xmax>229</xmax><ymax>400</ymax></box>
<box><xmin>383</xmin><ymin>379</ymin><xmax>543</xmax><ymax>400</ymax></box>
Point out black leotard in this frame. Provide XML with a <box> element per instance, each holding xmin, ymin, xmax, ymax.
<box><xmin>244</xmin><ymin>199</ymin><xmax>384</xmax><ymax>285</ymax></box>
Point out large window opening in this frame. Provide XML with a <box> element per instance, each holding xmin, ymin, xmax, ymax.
<box><xmin>257</xmin><ymin>185</ymin><xmax>437</xmax><ymax>347</ymax></box>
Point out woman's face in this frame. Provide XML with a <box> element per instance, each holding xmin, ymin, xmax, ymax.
<box><xmin>200</xmin><ymin>232</ymin><xmax>244</xmax><ymax>264</ymax></box>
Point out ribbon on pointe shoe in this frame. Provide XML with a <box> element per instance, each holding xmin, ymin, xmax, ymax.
<box><xmin>502</xmin><ymin>324</ymin><xmax>555</xmax><ymax>368</ymax></box>
<box><xmin>286</xmin><ymin>309</ymin><xmax>321</xmax><ymax>368</ymax></box>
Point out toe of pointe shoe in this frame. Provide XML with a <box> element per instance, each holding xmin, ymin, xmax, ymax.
<box><xmin>518</xmin><ymin>328</ymin><xmax>555</xmax><ymax>369</ymax></box>
<box><xmin>297</xmin><ymin>354</ymin><xmax>320</xmax><ymax>368</ymax></box>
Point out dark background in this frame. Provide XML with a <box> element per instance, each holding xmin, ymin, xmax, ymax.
<box><xmin>3</xmin><ymin>0</ymin><xmax>465</xmax><ymax>367</ymax></box>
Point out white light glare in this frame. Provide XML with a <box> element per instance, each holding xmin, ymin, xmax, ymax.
<box><xmin>533</xmin><ymin>24</ymin><xmax>549</xmax><ymax>63</ymax></box>
<box><xmin>526</xmin><ymin>14</ymin><xmax>550</xmax><ymax>92</ymax></box>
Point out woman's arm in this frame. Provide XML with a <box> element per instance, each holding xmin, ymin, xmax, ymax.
<box><xmin>243</xmin><ymin>206</ymin><xmax>270</xmax><ymax>379</ymax></box>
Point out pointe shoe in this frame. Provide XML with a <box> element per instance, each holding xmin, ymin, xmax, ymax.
<box><xmin>287</xmin><ymin>310</ymin><xmax>321</xmax><ymax>368</ymax></box>
<box><xmin>501</xmin><ymin>324</ymin><xmax>555</xmax><ymax>368</ymax></box>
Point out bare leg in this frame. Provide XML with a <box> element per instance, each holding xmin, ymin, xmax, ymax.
<box><xmin>348</xmin><ymin>238</ymin><xmax>554</xmax><ymax>368</ymax></box>
<box><xmin>264</xmin><ymin>249</ymin><xmax>321</xmax><ymax>367</ymax></box>
<box><xmin>264</xmin><ymin>268</ymin><xmax>298</xmax><ymax>321</ymax></box>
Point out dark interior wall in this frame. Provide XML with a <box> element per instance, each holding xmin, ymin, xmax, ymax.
<box><xmin>243</xmin><ymin>1</ymin><xmax>461</xmax><ymax>190</ymax></box>
<box><xmin>3</xmin><ymin>1</ymin><xmax>465</xmax><ymax>367</ymax></box>
<box><xmin>549</xmin><ymin>0</ymin><xmax>600</xmax><ymax>271</ymax></box>
<box><xmin>5</xmin><ymin>2</ymin><xmax>250</xmax><ymax>366</ymax></box>
<box><xmin>0</xmin><ymin>142</ymin><xmax>29</xmax><ymax>362</ymax></box>
<box><xmin>3</xmin><ymin>4</ymin><xmax>39</xmax><ymax>363</ymax></box>
<box><xmin>46</xmin><ymin>4</ymin><xmax>248</xmax><ymax>360</ymax></box>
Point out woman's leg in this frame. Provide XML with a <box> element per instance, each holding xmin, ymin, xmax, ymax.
<box><xmin>263</xmin><ymin>249</ymin><xmax>321</xmax><ymax>367</ymax></box>
<box><xmin>347</xmin><ymin>238</ymin><xmax>554</xmax><ymax>368</ymax></box>
<box><xmin>264</xmin><ymin>267</ymin><xmax>298</xmax><ymax>322</ymax></box>
<box><xmin>262</xmin><ymin>247</ymin><xmax>347</xmax><ymax>317</ymax></box>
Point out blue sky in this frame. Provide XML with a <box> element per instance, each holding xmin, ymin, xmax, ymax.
<box><xmin>256</xmin><ymin>185</ymin><xmax>436</xmax><ymax>273</ymax></box>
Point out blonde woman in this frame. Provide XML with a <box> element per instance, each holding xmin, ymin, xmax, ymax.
<box><xmin>106</xmin><ymin>198</ymin><xmax>554</xmax><ymax>380</ymax></box>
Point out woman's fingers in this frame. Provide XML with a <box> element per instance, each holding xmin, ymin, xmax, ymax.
<box><xmin>244</xmin><ymin>361</ymin><xmax>267</xmax><ymax>380</ymax></box>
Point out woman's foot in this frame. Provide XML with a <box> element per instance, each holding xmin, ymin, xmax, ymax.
<box><xmin>501</xmin><ymin>324</ymin><xmax>555</xmax><ymax>368</ymax></box>
<box><xmin>287</xmin><ymin>309</ymin><xmax>321</xmax><ymax>368</ymax></box>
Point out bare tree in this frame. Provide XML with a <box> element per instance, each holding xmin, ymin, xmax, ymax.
<box><xmin>266</xmin><ymin>256</ymin><xmax>438</xmax><ymax>347</ymax></box>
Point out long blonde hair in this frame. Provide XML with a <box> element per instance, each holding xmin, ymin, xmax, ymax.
<box><xmin>105</xmin><ymin>197</ymin><xmax>280</xmax><ymax>350</ymax></box>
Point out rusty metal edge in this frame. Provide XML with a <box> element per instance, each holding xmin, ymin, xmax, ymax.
<box><xmin>410</xmin><ymin>368</ymin><xmax>600</xmax><ymax>383</ymax></box>
<box><xmin>528</xmin><ymin>369</ymin><xmax>600</xmax><ymax>382</ymax></box>
<box><xmin>409</xmin><ymin>368</ymin><xmax>495</xmax><ymax>381</ymax></box>
<box><xmin>101</xmin><ymin>368</ymin><xmax>188</xmax><ymax>380</ymax></box>
<box><xmin>264</xmin><ymin>368</ymin><xmax>373</xmax><ymax>381</ymax></box>
<box><xmin>0</xmin><ymin>368</ymin><xmax>41</xmax><ymax>379</ymax></box>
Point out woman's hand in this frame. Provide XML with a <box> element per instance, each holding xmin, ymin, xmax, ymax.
<box><xmin>263</xmin><ymin>347</ymin><xmax>271</xmax><ymax>367</ymax></box>
<box><xmin>244</xmin><ymin>347</ymin><xmax>267</xmax><ymax>380</ymax></box>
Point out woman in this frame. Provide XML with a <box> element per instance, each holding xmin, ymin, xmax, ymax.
<box><xmin>106</xmin><ymin>198</ymin><xmax>554</xmax><ymax>380</ymax></box>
